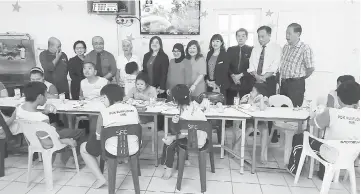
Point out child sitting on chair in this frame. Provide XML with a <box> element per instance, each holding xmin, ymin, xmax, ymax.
<box><xmin>233</xmin><ymin>83</ymin><xmax>270</xmax><ymax>164</ymax></box>
<box><xmin>80</xmin><ymin>84</ymin><xmax>141</xmax><ymax>188</ymax></box>
<box><xmin>327</xmin><ymin>75</ymin><xmax>355</xmax><ymax>109</ymax></box>
<box><xmin>80</xmin><ymin>62</ymin><xmax>109</xmax><ymax>101</ymax></box>
<box><xmin>161</xmin><ymin>84</ymin><xmax>208</xmax><ymax>179</ymax></box>
<box><xmin>16</xmin><ymin>82</ymin><xmax>85</xmax><ymax>165</ymax></box>
<box><xmin>79</xmin><ymin>62</ymin><xmax>109</xmax><ymax>134</ymax></box>
<box><xmin>288</xmin><ymin>81</ymin><xmax>360</xmax><ymax>179</ymax></box>
<box><xmin>124</xmin><ymin>72</ymin><xmax>157</xmax><ymax>101</ymax></box>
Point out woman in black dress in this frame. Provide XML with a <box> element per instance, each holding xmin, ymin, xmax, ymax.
<box><xmin>142</xmin><ymin>36</ymin><xmax>169</xmax><ymax>99</ymax></box>
<box><xmin>68</xmin><ymin>41</ymin><xmax>86</xmax><ymax>100</ymax></box>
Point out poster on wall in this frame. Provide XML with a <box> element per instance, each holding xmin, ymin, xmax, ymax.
<box><xmin>139</xmin><ymin>0</ymin><xmax>200</xmax><ymax>35</ymax></box>
<box><xmin>0</xmin><ymin>33</ymin><xmax>36</xmax><ymax>88</ymax></box>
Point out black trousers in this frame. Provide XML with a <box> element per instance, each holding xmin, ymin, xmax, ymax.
<box><xmin>263</xmin><ymin>76</ymin><xmax>277</xmax><ymax>97</ymax></box>
<box><xmin>161</xmin><ymin>140</ymin><xmax>182</xmax><ymax>168</ymax></box>
<box><xmin>280</xmin><ymin>77</ymin><xmax>305</xmax><ymax>107</ymax></box>
<box><xmin>70</xmin><ymin>80</ymin><xmax>81</xmax><ymax>100</ymax></box>
<box><xmin>157</xmin><ymin>92</ymin><xmax>167</xmax><ymax>131</ymax></box>
<box><xmin>287</xmin><ymin>133</ymin><xmax>324</xmax><ymax>176</ymax></box>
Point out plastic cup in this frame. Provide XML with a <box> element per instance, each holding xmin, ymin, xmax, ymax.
<box><xmin>234</xmin><ymin>97</ymin><xmax>240</xmax><ymax>106</ymax></box>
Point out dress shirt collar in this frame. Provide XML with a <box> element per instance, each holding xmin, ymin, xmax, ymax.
<box><xmin>288</xmin><ymin>39</ymin><xmax>302</xmax><ymax>48</ymax></box>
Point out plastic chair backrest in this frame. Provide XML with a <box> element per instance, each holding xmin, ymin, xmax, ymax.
<box><xmin>304</xmin><ymin>131</ymin><xmax>360</xmax><ymax>169</ymax></box>
<box><xmin>269</xmin><ymin>95</ymin><xmax>293</xmax><ymax>108</ymax></box>
<box><xmin>18</xmin><ymin>120</ymin><xmax>65</xmax><ymax>152</ymax></box>
<box><xmin>175</xmin><ymin>120</ymin><xmax>212</xmax><ymax>152</ymax></box>
<box><xmin>197</xmin><ymin>92</ymin><xmax>225</xmax><ymax>105</ymax></box>
<box><xmin>100</xmin><ymin>124</ymin><xmax>142</xmax><ymax>160</ymax></box>
<box><xmin>0</xmin><ymin>112</ymin><xmax>11</xmax><ymax>139</ymax></box>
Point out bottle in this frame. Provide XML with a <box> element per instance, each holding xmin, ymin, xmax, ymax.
<box><xmin>20</xmin><ymin>48</ymin><xmax>25</xmax><ymax>59</ymax></box>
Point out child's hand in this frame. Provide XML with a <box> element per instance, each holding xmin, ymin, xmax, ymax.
<box><xmin>240</xmin><ymin>95</ymin><xmax>249</xmax><ymax>103</ymax></box>
<box><xmin>253</xmin><ymin>95</ymin><xmax>263</xmax><ymax>103</ymax></box>
<box><xmin>43</xmin><ymin>104</ymin><xmax>57</xmax><ymax>114</ymax></box>
<box><xmin>162</xmin><ymin>136</ymin><xmax>175</xmax><ymax>145</ymax></box>
<box><xmin>172</xmin><ymin>115</ymin><xmax>180</xmax><ymax>123</ymax></box>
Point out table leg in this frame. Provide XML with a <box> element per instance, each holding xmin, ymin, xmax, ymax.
<box><xmin>164</xmin><ymin>116</ymin><xmax>169</xmax><ymax>137</ymax></box>
<box><xmin>67</xmin><ymin>115</ymin><xmax>73</xmax><ymax>129</ymax></box>
<box><xmin>239</xmin><ymin>119</ymin><xmax>246</xmax><ymax>174</ymax></box>
<box><xmin>284</xmin><ymin>131</ymin><xmax>293</xmax><ymax>165</ymax></box>
<box><xmin>220</xmin><ymin>119</ymin><xmax>226</xmax><ymax>159</ymax></box>
<box><xmin>154</xmin><ymin>115</ymin><xmax>159</xmax><ymax>167</ymax></box>
<box><xmin>251</xmin><ymin>119</ymin><xmax>258</xmax><ymax>174</ymax></box>
<box><xmin>308</xmin><ymin>125</ymin><xmax>315</xmax><ymax>179</ymax></box>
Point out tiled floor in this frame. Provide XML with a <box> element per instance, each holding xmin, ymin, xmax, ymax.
<box><xmin>0</xmin><ymin>130</ymin><xmax>359</xmax><ymax>194</ymax></box>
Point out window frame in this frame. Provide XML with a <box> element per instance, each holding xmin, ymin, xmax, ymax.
<box><xmin>215</xmin><ymin>9</ymin><xmax>262</xmax><ymax>48</ymax></box>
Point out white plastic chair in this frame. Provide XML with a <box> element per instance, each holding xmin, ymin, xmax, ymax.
<box><xmin>294</xmin><ymin>131</ymin><xmax>360</xmax><ymax>194</ymax></box>
<box><xmin>19</xmin><ymin>120</ymin><xmax>79</xmax><ymax>191</ymax></box>
<box><xmin>268</xmin><ymin>95</ymin><xmax>297</xmax><ymax>164</ymax></box>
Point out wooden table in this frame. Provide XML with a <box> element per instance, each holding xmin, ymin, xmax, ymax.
<box><xmin>0</xmin><ymin>97</ymin><xmax>163</xmax><ymax>166</ymax></box>
<box><xmin>161</xmin><ymin>106</ymin><xmax>251</xmax><ymax>174</ymax></box>
<box><xmin>240</xmin><ymin>107</ymin><xmax>310</xmax><ymax>174</ymax></box>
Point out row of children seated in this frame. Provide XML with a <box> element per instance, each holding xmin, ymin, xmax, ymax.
<box><xmin>0</xmin><ymin>59</ymin><xmax>359</xmax><ymax>190</ymax></box>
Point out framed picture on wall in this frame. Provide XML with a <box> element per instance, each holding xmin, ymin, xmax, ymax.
<box><xmin>0</xmin><ymin>33</ymin><xmax>36</xmax><ymax>92</ymax></box>
<box><xmin>139</xmin><ymin>0</ymin><xmax>200</xmax><ymax>35</ymax></box>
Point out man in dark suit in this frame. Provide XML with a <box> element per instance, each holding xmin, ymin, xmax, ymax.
<box><xmin>226</xmin><ymin>28</ymin><xmax>254</xmax><ymax>105</ymax></box>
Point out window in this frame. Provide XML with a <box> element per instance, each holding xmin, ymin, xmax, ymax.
<box><xmin>216</xmin><ymin>9</ymin><xmax>261</xmax><ymax>48</ymax></box>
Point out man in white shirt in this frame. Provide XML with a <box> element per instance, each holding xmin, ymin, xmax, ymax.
<box><xmin>116</xmin><ymin>40</ymin><xmax>141</xmax><ymax>87</ymax></box>
<box><xmin>248</xmin><ymin>26</ymin><xmax>281</xmax><ymax>97</ymax></box>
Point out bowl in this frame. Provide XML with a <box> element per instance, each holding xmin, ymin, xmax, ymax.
<box><xmin>240</xmin><ymin>104</ymin><xmax>251</xmax><ymax>110</ymax></box>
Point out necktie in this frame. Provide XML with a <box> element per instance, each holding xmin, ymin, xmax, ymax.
<box><xmin>238</xmin><ymin>46</ymin><xmax>242</xmax><ymax>72</ymax></box>
<box><xmin>257</xmin><ymin>46</ymin><xmax>266</xmax><ymax>75</ymax></box>
<box><xmin>96</xmin><ymin>53</ymin><xmax>103</xmax><ymax>76</ymax></box>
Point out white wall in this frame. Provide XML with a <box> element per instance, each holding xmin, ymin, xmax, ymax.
<box><xmin>0</xmin><ymin>0</ymin><xmax>359</xmax><ymax>102</ymax></box>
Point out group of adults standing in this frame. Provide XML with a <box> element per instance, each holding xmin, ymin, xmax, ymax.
<box><xmin>38</xmin><ymin>22</ymin><xmax>314</xmax><ymax>110</ymax></box>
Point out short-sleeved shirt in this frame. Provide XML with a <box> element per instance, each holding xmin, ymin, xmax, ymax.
<box><xmin>16</xmin><ymin>105</ymin><xmax>49</xmax><ymax>122</ymax></box>
<box><xmin>280</xmin><ymin>41</ymin><xmax>315</xmax><ymax>79</ymax></box>
<box><xmin>207</xmin><ymin>55</ymin><xmax>218</xmax><ymax>80</ymax></box>
<box><xmin>98</xmin><ymin>103</ymin><xmax>140</xmax><ymax>156</ymax></box>
<box><xmin>328</xmin><ymin>90</ymin><xmax>341</xmax><ymax>109</ymax></box>
<box><xmin>166</xmin><ymin>59</ymin><xmax>192</xmax><ymax>91</ymax></box>
<box><xmin>124</xmin><ymin>74</ymin><xmax>137</xmax><ymax>95</ymax></box>
<box><xmin>84</xmin><ymin>50</ymin><xmax>117</xmax><ymax>79</ymax></box>
<box><xmin>188</xmin><ymin>57</ymin><xmax>207</xmax><ymax>97</ymax></box>
<box><xmin>117</xmin><ymin>54</ymin><xmax>141</xmax><ymax>86</ymax></box>
<box><xmin>14</xmin><ymin>105</ymin><xmax>50</xmax><ymax>136</ymax></box>
<box><xmin>314</xmin><ymin>107</ymin><xmax>360</xmax><ymax>140</ymax></box>
<box><xmin>39</xmin><ymin>50</ymin><xmax>69</xmax><ymax>94</ymax></box>
<box><xmin>178</xmin><ymin>101</ymin><xmax>207</xmax><ymax>148</ymax></box>
<box><xmin>126</xmin><ymin>86</ymin><xmax>157</xmax><ymax>101</ymax></box>
<box><xmin>80</xmin><ymin>77</ymin><xmax>108</xmax><ymax>100</ymax></box>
